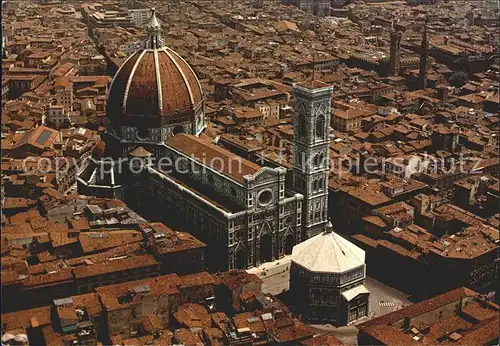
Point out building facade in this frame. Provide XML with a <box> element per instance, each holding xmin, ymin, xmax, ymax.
<box><xmin>78</xmin><ymin>10</ymin><xmax>333</xmax><ymax>272</ymax></box>
<box><xmin>147</xmin><ymin>136</ymin><xmax>304</xmax><ymax>271</ymax></box>
<box><xmin>281</xmin><ymin>0</ymin><xmax>331</xmax><ymax>17</ymax></box>
<box><xmin>128</xmin><ymin>8</ymin><xmax>152</xmax><ymax>27</ymax></box>
<box><xmin>46</xmin><ymin>104</ymin><xmax>70</xmax><ymax>128</ymax></box>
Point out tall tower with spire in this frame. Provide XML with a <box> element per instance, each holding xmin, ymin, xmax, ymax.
<box><xmin>419</xmin><ymin>22</ymin><xmax>429</xmax><ymax>90</ymax></box>
<box><xmin>144</xmin><ymin>8</ymin><xmax>164</xmax><ymax>49</ymax></box>
<box><xmin>292</xmin><ymin>80</ymin><xmax>333</xmax><ymax>241</ymax></box>
<box><xmin>389</xmin><ymin>23</ymin><xmax>402</xmax><ymax>76</ymax></box>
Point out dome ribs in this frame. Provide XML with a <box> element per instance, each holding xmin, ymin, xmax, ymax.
<box><xmin>107</xmin><ymin>51</ymin><xmax>141</xmax><ymax>120</ymax></box>
<box><xmin>158</xmin><ymin>49</ymin><xmax>192</xmax><ymax>120</ymax></box>
<box><xmin>125</xmin><ymin>51</ymin><xmax>160</xmax><ymax>116</ymax></box>
<box><xmin>168</xmin><ymin>49</ymin><xmax>203</xmax><ymax>107</ymax></box>
<box><xmin>106</xmin><ymin>47</ymin><xmax>203</xmax><ymax>127</ymax></box>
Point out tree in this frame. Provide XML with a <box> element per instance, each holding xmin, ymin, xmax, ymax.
<box><xmin>449</xmin><ymin>71</ymin><xmax>469</xmax><ymax>87</ymax></box>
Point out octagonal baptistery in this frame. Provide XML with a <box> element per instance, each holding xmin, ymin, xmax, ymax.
<box><xmin>289</xmin><ymin>223</ymin><xmax>370</xmax><ymax>325</ymax></box>
<box><xmin>106</xmin><ymin>9</ymin><xmax>205</xmax><ymax>146</ymax></box>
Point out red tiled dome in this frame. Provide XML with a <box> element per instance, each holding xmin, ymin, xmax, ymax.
<box><xmin>107</xmin><ymin>47</ymin><xmax>203</xmax><ymax>125</ymax></box>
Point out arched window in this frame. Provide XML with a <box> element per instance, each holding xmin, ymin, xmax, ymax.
<box><xmin>313</xmin><ymin>179</ymin><xmax>318</xmax><ymax>191</ymax></box>
<box><xmin>173</xmin><ymin>125</ymin><xmax>184</xmax><ymax>135</ymax></box>
<box><xmin>137</xmin><ymin>126</ymin><xmax>149</xmax><ymax>140</ymax></box>
<box><xmin>296</xmin><ymin>176</ymin><xmax>305</xmax><ymax>191</ymax></box>
<box><xmin>319</xmin><ymin>177</ymin><xmax>324</xmax><ymax>191</ymax></box>
<box><xmin>298</xmin><ymin>115</ymin><xmax>306</xmax><ymax>138</ymax></box>
<box><xmin>313</xmin><ymin>153</ymin><xmax>325</xmax><ymax>168</ymax></box>
<box><xmin>316</xmin><ymin>115</ymin><xmax>325</xmax><ymax>138</ymax></box>
<box><xmin>319</xmin><ymin>153</ymin><xmax>325</xmax><ymax>167</ymax></box>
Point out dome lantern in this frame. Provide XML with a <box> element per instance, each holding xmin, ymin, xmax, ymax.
<box><xmin>145</xmin><ymin>8</ymin><xmax>164</xmax><ymax>49</ymax></box>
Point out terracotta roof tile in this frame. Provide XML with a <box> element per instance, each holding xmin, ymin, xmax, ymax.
<box><xmin>108</xmin><ymin>47</ymin><xmax>202</xmax><ymax>125</ymax></box>
<box><xmin>167</xmin><ymin>133</ymin><xmax>261</xmax><ymax>183</ymax></box>
<box><xmin>126</xmin><ymin>51</ymin><xmax>160</xmax><ymax>116</ymax></box>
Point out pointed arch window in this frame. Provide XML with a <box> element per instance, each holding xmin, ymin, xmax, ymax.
<box><xmin>313</xmin><ymin>154</ymin><xmax>320</xmax><ymax>167</ymax></box>
<box><xmin>298</xmin><ymin>115</ymin><xmax>306</xmax><ymax>138</ymax></box>
<box><xmin>316</xmin><ymin>115</ymin><xmax>325</xmax><ymax>138</ymax></box>
<box><xmin>313</xmin><ymin>152</ymin><xmax>326</xmax><ymax>168</ymax></box>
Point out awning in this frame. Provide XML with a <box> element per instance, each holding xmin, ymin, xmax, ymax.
<box><xmin>342</xmin><ymin>284</ymin><xmax>369</xmax><ymax>301</ymax></box>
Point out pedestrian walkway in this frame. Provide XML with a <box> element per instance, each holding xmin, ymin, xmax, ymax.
<box><xmin>247</xmin><ymin>255</ymin><xmax>292</xmax><ymax>295</ymax></box>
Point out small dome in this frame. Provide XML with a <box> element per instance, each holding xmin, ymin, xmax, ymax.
<box><xmin>292</xmin><ymin>231</ymin><xmax>365</xmax><ymax>273</ymax></box>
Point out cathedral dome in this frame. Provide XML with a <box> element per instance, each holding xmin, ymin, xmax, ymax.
<box><xmin>106</xmin><ymin>9</ymin><xmax>204</xmax><ymax>137</ymax></box>
<box><xmin>107</xmin><ymin>47</ymin><xmax>203</xmax><ymax>123</ymax></box>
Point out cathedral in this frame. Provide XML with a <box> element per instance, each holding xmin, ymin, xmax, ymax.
<box><xmin>78</xmin><ymin>9</ymin><xmax>333</xmax><ymax>271</ymax></box>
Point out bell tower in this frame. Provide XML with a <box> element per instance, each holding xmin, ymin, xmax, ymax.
<box><xmin>389</xmin><ymin>23</ymin><xmax>402</xmax><ymax>76</ymax></box>
<box><xmin>292</xmin><ymin>80</ymin><xmax>333</xmax><ymax>240</ymax></box>
<box><xmin>419</xmin><ymin>22</ymin><xmax>429</xmax><ymax>90</ymax></box>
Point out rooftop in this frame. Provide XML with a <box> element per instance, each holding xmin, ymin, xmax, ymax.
<box><xmin>359</xmin><ymin>287</ymin><xmax>499</xmax><ymax>345</ymax></box>
<box><xmin>292</xmin><ymin>224</ymin><xmax>366</xmax><ymax>274</ymax></box>
<box><xmin>166</xmin><ymin>133</ymin><xmax>261</xmax><ymax>183</ymax></box>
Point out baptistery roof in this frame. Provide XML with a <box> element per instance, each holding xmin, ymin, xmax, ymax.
<box><xmin>107</xmin><ymin>9</ymin><xmax>203</xmax><ymax>125</ymax></box>
<box><xmin>292</xmin><ymin>223</ymin><xmax>365</xmax><ymax>274</ymax></box>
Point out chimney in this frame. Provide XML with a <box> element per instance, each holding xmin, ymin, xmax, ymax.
<box><xmin>437</xmin><ymin>86</ymin><xmax>449</xmax><ymax>102</ymax></box>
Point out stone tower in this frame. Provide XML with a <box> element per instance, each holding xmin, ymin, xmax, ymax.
<box><xmin>389</xmin><ymin>27</ymin><xmax>402</xmax><ymax>76</ymax></box>
<box><xmin>292</xmin><ymin>80</ymin><xmax>333</xmax><ymax>241</ymax></box>
<box><xmin>419</xmin><ymin>23</ymin><xmax>429</xmax><ymax>90</ymax></box>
